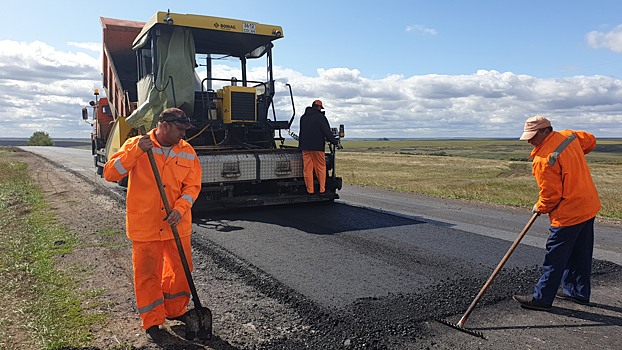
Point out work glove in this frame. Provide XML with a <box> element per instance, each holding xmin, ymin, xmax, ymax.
<box><xmin>532</xmin><ymin>203</ymin><xmax>540</xmax><ymax>214</ymax></box>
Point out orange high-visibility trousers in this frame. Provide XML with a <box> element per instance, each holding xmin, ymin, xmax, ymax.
<box><xmin>132</xmin><ymin>236</ymin><xmax>193</xmax><ymax>330</ymax></box>
<box><xmin>302</xmin><ymin>150</ymin><xmax>326</xmax><ymax>194</ymax></box>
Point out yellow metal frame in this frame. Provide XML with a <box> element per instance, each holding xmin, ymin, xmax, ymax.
<box><xmin>105</xmin><ymin>116</ymin><xmax>133</xmax><ymax>160</ymax></box>
<box><xmin>134</xmin><ymin>11</ymin><xmax>284</xmax><ymax>47</ymax></box>
<box><xmin>218</xmin><ymin>86</ymin><xmax>257</xmax><ymax>124</ymax></box>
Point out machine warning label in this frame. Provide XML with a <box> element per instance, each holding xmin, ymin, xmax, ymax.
<box><xmin>243</xmin><ymin>22</ymin><xmax>256</xmax><ymax>33</ymax></box>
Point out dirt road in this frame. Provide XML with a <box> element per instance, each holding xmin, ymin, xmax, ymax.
<box><xmin>15</xmin><ymin>147</ymin><xmax>622</xmax><ymax>350</ymax></box>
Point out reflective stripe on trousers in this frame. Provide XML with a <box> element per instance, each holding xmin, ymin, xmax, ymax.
<box><xmin>132</xmin><ymin>236</ymin><xmax>193</xmax><ymax>329</ymax></box>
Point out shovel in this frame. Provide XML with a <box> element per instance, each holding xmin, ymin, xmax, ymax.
<box><xmin>436</xmin><ymin>212</ymin><xmax>540</xmax><ymax>339</ymax></box>
<box><xmin>138</xmin><ymin>126</ymin><xmax>212</xmax><ymax>341</ymax></box>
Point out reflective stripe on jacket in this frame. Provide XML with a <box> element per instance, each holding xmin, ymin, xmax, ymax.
<box><xmin>103</xmin><ymin>129</ymin><xmax>202</xmax><ymax>241</ymax></box>
<box><xmin>530</xmin><ymin>129</ymin><xmax>601</xmax><ymax>227</ymax></box>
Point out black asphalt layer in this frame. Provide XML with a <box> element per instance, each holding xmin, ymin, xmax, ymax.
<box><xmin>190</xmin><ymin>208</ymin><xmax>620</xmax><ymax>350</ymax></box>
<box><xmin>192</xmin><ymin>203</ymin><xmax>547</xmax><ymax>309</ymax></box>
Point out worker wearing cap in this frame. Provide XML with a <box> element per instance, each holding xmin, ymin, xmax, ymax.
<box><xmin>103</xmin><ymin>107</ymin><xmax>202</xmax><ymax>341</ymax></box>
<box><xmin>298</xmin><ymin>100</ymin><xmax>340</xmax><ymax>194</ymax></box>
<box><xmin>512</xmin><ymin>116</ymin><xmax>601</xmax><ymax>311</ymax></box>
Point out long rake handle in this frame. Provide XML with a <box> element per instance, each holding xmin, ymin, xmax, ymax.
<box><xmin>457</xmin><ymin>212</ymin><xmax>540</xmax><ymax>327</ymax></box>
<box><xmin>138</xmin><ymin>126</ymin><xmax>206</xmax><ymax>326</ymax></box>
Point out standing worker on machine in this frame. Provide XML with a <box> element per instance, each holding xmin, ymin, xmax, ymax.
<box><xmin>512</xmin><ymin>115</ymin><xmax>601</xmax><ymax>311</ymax></box>
<box><xmin>298</xmin><ymin>99</ymin><xmax>341</xmax><ymax>195</ymax></box>
<box><xmin>103</xmin><ymin>108</ymin><xmax>202</xmax><ymax>341</ymax></box>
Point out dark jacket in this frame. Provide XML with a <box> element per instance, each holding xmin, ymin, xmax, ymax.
<box><xmin>298</xmin><ymin>106</ymin><xmax>339</xmax><ymax>151</ymax></box>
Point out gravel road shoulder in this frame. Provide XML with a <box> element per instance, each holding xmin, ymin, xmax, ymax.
<box><xmin>14</xmin><ymin>149</ymin><xmax>306</xmax><ymax>350</ymax></box>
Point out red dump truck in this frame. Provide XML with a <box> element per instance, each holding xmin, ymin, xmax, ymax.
<box><xmin>82</xmin><ymin>11</ymin><xmax>344</xmax><ymax>208</ymax></box>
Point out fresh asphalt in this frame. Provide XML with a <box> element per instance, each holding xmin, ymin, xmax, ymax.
<box><xmin>18</xmin><ymin>146</ymin><xmax>622</xmax><ymax>311</ymax></box>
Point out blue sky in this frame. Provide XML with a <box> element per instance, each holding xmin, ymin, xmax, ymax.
<box><xmin>1</xmin><ymin>0</ymin><xmax>622</xmax><ymax>139</ymax></box>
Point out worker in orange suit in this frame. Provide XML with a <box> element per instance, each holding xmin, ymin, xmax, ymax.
<box><xmin>298</xmin><ymin>99</ymin><xmax>341</xmax><ymax>194</ymax></box>
<box><xmin>103</xmin><ymin>107</ymin><xmax>202</xmax><ymax>342</ymax></box>
<box><xmin>513</xmin><ymin>116</ymin><xmax>601</xmax><ymax>311</ymax></box>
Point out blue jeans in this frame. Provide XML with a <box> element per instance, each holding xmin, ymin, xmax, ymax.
<box><xmin>533</xmin><ymin>217</ymin><xmax>595</xmax><ymax>305</ymax></box>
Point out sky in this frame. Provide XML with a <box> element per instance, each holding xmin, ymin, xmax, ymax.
<box><xmin>1</xmin><ymin>0</ymin><xmax>622</xmax><ymax>139</ymax></box>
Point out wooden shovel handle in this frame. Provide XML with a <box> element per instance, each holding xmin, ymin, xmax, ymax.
<box><xmin>457</xmin><ymin>212</ymin><xmax>540</xmax><ymax>327</ymax></box>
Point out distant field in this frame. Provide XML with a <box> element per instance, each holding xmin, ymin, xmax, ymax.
<box><xmin>0</xmin><ymin>138</ymin><xmax>91</xmax><ymax>148</ymax></box>
<box><xmin>334</xmin><ymin>138</ymin><xmax>622</xmax><ymax>220</ymax></box>
<box><xmin>5</xmin><ymin>137</ymin><xmax>620</xmax><ymax>219</ymax></box>
<box><xmin>338</xmin><ymin>138</ymin><xmax>622</xmax><ymax>164</ymax></box>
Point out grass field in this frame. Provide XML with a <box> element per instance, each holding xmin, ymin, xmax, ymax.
<box><xmin>332</xmin><ymin>138</ymin><xmax>622</xmax><ymax>220</ymax></box>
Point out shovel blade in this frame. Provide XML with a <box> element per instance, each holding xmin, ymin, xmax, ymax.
<box><xmin>185</xmin><ymin>306</ymin><xmax>213</xmax><ymax>340</ymax></box>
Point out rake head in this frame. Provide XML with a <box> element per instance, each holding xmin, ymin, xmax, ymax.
<box><xmin>435</xmin><ymin>317</ymin><xmax>486</xmax><ymax>339</ymax></box>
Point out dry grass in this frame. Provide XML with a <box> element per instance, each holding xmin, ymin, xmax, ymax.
<box><xmin>591</xmin><ymin>164</ymin><xmax>622</xmax><ymax>219</ymax></box>
<box><xmin>335</xmin><ymin>139</ymin><xmax>622</xmax><ymax>220</ymax></box>
<box><xmin>338</xmin><ymin>152</ymin><xmax>537</xmax><ymax>204</ymax></box>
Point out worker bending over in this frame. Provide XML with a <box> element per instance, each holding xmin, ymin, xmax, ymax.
<box><xmin>513</xmin><ymin>115</ymin><xmax>601</xmax><ymax>311</ymax></box>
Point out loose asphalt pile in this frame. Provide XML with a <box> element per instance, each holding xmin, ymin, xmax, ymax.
<box><xmin>194</xmin><ymin>238</ymin><xmax>622</xmax><ymax>350</ymax></box>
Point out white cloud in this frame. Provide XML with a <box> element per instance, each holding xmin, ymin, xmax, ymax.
<box><xmin>0</xmin><ymin>40</ymin><xmax>99</xmax><ymax>75</ymax></box>
<box><xmin>68</xmin><ymin>41</ymin><xmax>101</xmax><ymax>52</ymax></box>
<box><xmin>586</xmin><ymin>24</ymin><xmax>622</xmax><ymax>52</ymax></box>
<box><xmin>279</xmin><ymin>67</ymin><xmax>622</xmax><ymax>139</ymax></box>
<box><xmin>0</xmin><ymin>40</ymin><xmax>100</xmax><ymax>138</ymax></box>
<box><xmin>405</xmin><ymin>24</ymin><xmax>438</xmax><ymax>36</ymax></box>
<box><xmin>1</xmin><ymin>40</ymin><xmax>621</xmax><ymax>139</ymax></box>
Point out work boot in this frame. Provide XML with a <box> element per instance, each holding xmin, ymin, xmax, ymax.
<box><xmin>145</xmin><ymin>325</ymin><xmax>167</xmax><ymax>343</ymax></box>
<box><xmin>166</xmin><ymin>311</ymin><xmax>189</xmax><ymax>324</ymax></box>
<box><xmin>556</xmin><ymin>291</ymin><xmax>590</xmax><ymax>306</ymax></box>
<box><xmin>512</xmin><ymin>295</ymin><xmax>552</xmax><ymax>311</ymax></box>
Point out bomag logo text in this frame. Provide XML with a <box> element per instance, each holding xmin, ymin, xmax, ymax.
<box><xmin>215</xmin><ymin>23</ymin><xmax>237</xmax><ymax>30</ymax></box>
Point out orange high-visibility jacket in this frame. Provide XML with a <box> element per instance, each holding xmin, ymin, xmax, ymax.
<box><xmin>530</xmin><ymin>129</ymin><xmax>601</xmax><ymax>227</ymax></box>
<box><xmin>103</xmin><ymin>129</ymin><xmax>202</xmax><ymax>241</ymax></box>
